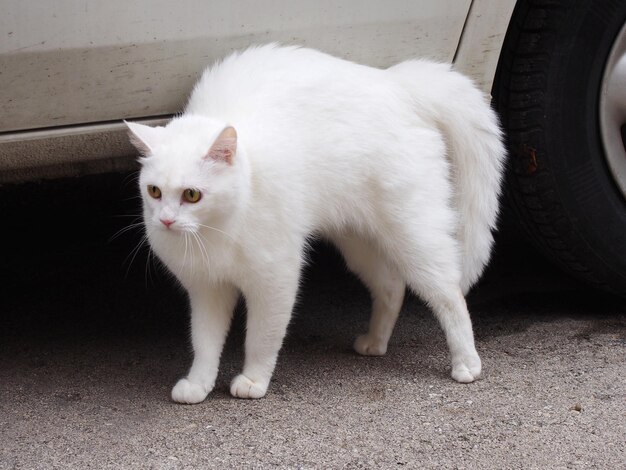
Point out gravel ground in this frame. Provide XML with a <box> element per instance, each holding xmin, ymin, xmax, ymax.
<box><xmin>1</xmin><ymin>174</ymin><xmax>625</xmax><ymax>469</ymax></box>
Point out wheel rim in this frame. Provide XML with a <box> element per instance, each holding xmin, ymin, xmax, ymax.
<box><xmin>599</xmin><ymin>21</ymin><xmax>626</xmax><ymax>199</ymax></box>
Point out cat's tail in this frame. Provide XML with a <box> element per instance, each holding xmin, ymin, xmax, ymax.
<box><xmin>388</xmin><ymin>60</ymin><xmax>506</xmax><ymax>294</ymax></box>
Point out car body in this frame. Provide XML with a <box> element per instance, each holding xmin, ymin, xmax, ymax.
<box><xmin>0</xmin><ymin>0</ymin><xmax>515</xmax><ymax>182</ymax></box>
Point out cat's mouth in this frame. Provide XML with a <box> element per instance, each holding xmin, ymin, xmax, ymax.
<box><xmin>152</xmin><ymin>220</ymin><xmax>182</xmax><ymax>233</ymax></box>
<box><xmin>154</xmin><ymin>221</ymin><xmax>199</xmax><ymax>235</ymax></box>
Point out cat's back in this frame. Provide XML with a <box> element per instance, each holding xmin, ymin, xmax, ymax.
<box><xmin>185</xmin><ymin>44</ymin><xmax>395</xmax><ymax>123</ymax></box>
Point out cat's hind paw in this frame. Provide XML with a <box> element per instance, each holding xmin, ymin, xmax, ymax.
<box><xmin>353</xmin><ymin>334</ymin><xmax>388</xmax><ymax>356</ymax></box>
<box><xmin>230</xmin><ymin>374</ymin><xmax>268</xmax><ymax>399</ymax></box>
<box><xmin>451</xmin><ymin>351</ymin><xmax>482</xmax><ymax>383</ymax></box>
<box><xmin>171</xmin><ymin>378</ymin><xmax>209</xmax><ymax>404</ymax></box>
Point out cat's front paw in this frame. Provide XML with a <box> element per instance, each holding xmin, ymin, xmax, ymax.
<box><xmin>353</xmin><ymin>333</ymin><xmax>388</xmax><ymax>356</ymax></box>
<box><xmin>171</xmin><ymin>378</ymin><xmax>209</xmax><ymax>404</ymax></box>
<box><xmin>451</xmin><ymin>350</ymin><xmax>482</xmax><ymax>383</ymax></box>
<box><xmin>230</xmin><ymin>374</ymin><xmax>268</xmax><ymax>399</ymax></box>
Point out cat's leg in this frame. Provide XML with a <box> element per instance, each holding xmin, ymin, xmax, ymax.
<box><xmin>332</xmin><ymin>235</ymin><xmax>405</xmax><ymax>356</ymax></box>
<box><xmin>231</xmin><ymin>257</ymin><xmax>301</xmax><ymax>399</ymax></box>
<box><xmin>387</xmin><ymin>225</ymin><xmax>481</xmax><ymax>383</ymax></box>
<box><xmin>417</xmin><ymin>282</ymin><xmax>481</xmax><ymax>383</ymax></box>
<box><xmin>171</xmin><ymin>283</ymin><xmax>239</xmax><ymax>404</ymax></box>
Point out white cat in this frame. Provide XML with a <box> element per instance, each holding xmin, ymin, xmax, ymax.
<box><xmin>126</xmin><ymin>44</ymin><xmax>505</xmax><ymax>404</ymax></box>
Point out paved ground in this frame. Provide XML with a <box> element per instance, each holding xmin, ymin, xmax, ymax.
<box><xmin>1</xmin><ymin>174</ymin><xmax>625</xmax><ymax>469</ymax></box>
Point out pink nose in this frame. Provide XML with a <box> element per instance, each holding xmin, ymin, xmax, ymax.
<box><xmin>160</xmin><ymin>218</ymin><xmax>175</xmax><ymax>228</ymax></box>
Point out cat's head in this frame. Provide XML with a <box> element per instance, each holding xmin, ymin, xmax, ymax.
<box><xmin>126</xmin><ymin>116</ymin><xmax>245</xmax><ymax>236</ymax></box>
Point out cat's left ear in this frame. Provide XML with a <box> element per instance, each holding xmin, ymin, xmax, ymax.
<box><xmin>206</xmin><ymin>126</ymin><xmax>237</xmax><ymax>165</ymax></box>
<box><xmin>125</xmin><ymin>121</ymin><xmax>162</xmax><ymax>156</ymax></box>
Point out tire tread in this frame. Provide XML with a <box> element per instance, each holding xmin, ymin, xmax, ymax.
<box><xmin>493</xmin><ymin>0</ymin><xmax>626</xmax><ymax>295</ymax></box>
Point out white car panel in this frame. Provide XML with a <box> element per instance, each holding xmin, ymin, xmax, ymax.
<box><xmin>453</xmin><ymin>0</ymin><xmax>517</xmax><ymax>92</ymax></box>
<box><xmin>1</xmin><ymin>0</ymin><xmax>470</xmax><ymax>133</ymax></box>
<box><xmin>1</xmin><ymin>1</ymin><xmax>521</xmax><ymax>183</ymax></box>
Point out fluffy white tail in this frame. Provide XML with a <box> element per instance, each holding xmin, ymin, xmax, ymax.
<box><xmin>388</xmin><ymin>60</ymin><xmax>506</xmax><ymax>293</ymax></box>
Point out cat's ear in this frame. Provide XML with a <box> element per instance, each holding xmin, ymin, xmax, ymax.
<box><xmin>206</xmin><ymin>126</ymin><xmax>237</xmax><ymax>165</ymax></box>
<box><xmin>125</xmin><ymin>121</ymin><xmax>161</xmax><ymax>156</ymax></box>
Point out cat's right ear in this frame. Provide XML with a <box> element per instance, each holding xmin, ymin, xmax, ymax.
<box><xmin>206</xmin><ymin>126</ymin><xmax>237</xmax><ymax>165</ymax></box>
<box><xmin>125</xmin><ymin>121</ymin><xmax>161</xmax><ymax>157</ymax></box>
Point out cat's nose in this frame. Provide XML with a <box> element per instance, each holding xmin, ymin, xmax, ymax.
<box><xmin>160</xmin><ymin>218</ymin><xmax>175</xmax><ymax>228</ymax></box>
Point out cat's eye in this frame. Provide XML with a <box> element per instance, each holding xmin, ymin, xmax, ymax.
<box><xmin>147</xmin><ymin>185</ymin><xmax>161</xmax><ymax>199</ymax></box>
<box><xmin>183</xmin><ymin>188</ymin><xmax>202</xmax><ymax>203</ymax></box>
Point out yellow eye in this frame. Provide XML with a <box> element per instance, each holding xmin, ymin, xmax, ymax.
<box><xmin>147</xmin><ymin>185</ymin><xmax>161</xmax><ymax>199</ymax></box>
<box><xmin>183</xmin><ymin>188</ymin><xmax>202</xmax><ymax>203</ymax></box>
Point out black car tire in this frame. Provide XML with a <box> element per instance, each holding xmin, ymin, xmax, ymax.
<box><xmin>493</xmin><ymin>0</ymin><xmax>626</xmax><ymax>295</ymax></box>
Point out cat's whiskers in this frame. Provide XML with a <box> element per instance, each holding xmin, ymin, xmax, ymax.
<box><xmin>124</xmin><ymin>229</ymin><xmax>151</xmax><ymax>278</ymax></box>
<box><xmin>142</xmin><ymin>235</ymin><xmax>159</xmax><ymax>287</ymax></box>
<box><xmin>182</xmin><ymin>224</ymin><xmax>217</xmax><ymax>272</ymax></box>
<box><xmin>109</xmin><ymin>221</ymin><xmax>146</xmax><ymax>242</ymax></box>
<box><xmin>120</xmin><ymin>195</ymin><xmax>144</xmax><ymax>202</ymax></box>
<box><xmin>144</xmin><ymin>245</ymin><xmax>152</xmax><ymax>287</ymax></box>
<box><xmin>112</xmin><ymin>213</ymin><xmax>144</xmax><ymax>218</ymax></box>
<box><xmin>121</xmin><ymin>170</ymin><xmax>140</xmax><ymax>188</ymax></box>
<box><xmin>188</xmin><ymin>232</ymin><xmax>200</xmax><ymax>281</ymax></box>
<box><xmin>195</xmin><ymin>223</ymin><xmax>235</xmax><ymax>242</ymax></box>
<box><xmin>189</xmin><ymin>229</ymin><xmax>211</xmax><ymax>273</ymax></box>
<box><xmin>181</xmin><ymin>231</ymin><xmax>190</xmax><ymax>279</ymax></box>
<box><xmin>191</xmin><ymin>228</ymin><xmax>212</xmax><ymax>247</ymax></box>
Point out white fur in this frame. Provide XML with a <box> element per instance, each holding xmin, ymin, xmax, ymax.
<box><xmin>127</xmin><ymin>44</ymin><xmax>506</xmax><ymax>403</ymax></box>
